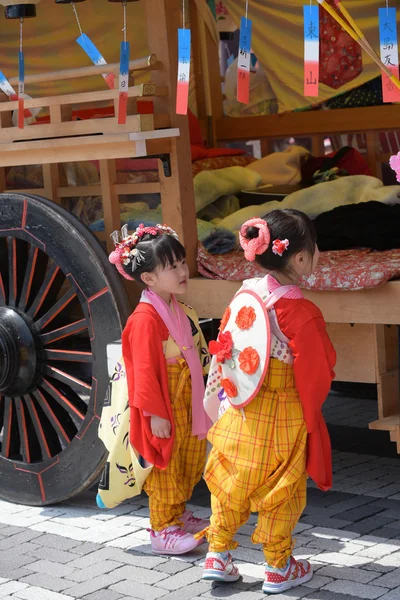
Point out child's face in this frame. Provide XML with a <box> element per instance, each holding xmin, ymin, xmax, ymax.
<box><xmin>145</xmin><ymin>258</ymin><xmax>189</xmax><ymax>297</ymax></box>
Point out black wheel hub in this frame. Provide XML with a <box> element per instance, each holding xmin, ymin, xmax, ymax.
<box><xmin>0</xmin><ymin>307</ymin><xmax>37</xmax><ymax>396</ymax></box>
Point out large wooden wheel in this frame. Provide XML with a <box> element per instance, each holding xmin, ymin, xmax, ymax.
<box><xmin>0</xmin><ymin>193</ymin><xmax>130</xmax><ymax>505</ymax></box>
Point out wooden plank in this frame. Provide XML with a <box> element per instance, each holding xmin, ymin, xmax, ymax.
<box><xmin>58</xmin><ymin>185</ymin><xmax>102</xmax><ymax>198</ymax></box>
<box><xmin>145</xmin><ymin>0</ymin><xmax>198</xmax><ymax>276</ymax></box>
<box><xmin>215</xmin><ymin>105</ymin><xmax>400</xmax><ymax>141</ymax></box>
<box><xmin>7</xmin><ymin>55</ymin><xmax>158</xmax><ymax>86</ymax></box>
<box><xmin>0</xmin><ymin>114</ymin><xmax>154</xmax><ymax>143</ymax></box>
<box><xmin>114</xmin><ymin>183</ymin><xmax>161</xmax><ymax>195</ymax></box>
<box><xmin>377</xmin><ymin>369</ymin><xmax>400</xmax><ymax>419</ymax></box>
<box><xmin>369</xmin><ymin>414</ymin><xmax>400</xmax><ymax>430</ymax></box>
<box><xmin>326</xmin><ymin>323</ymin><xmax>376</xmax><ymax>383</ymax></box>
<box><xmin>0</xmin><ymin>136</ymin><xmax>141</xmax><ymax>166</ymax></box>
<box><xmin>0</xmin><ymin>85</ymin><xmax>164</xmax><ymax>114</ymax></box>
<box><xmin>184</xmin><ymin>277</ymin><xmax>400</xmax><ymax>324</ymax></box>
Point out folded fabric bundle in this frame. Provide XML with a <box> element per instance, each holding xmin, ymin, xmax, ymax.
<box><xmin>194</xmin><ymin>166</ymin><xmax>261</xmax><ymax>213</ymax></box>
<box><xmin>246</xmin><ymin>145</ymin><xmax>309</xmax><ymax>185</ymax></box>
<box><xmin>217</xmin><ymin>175</ymin><xmax>400</xmax><ymax>232</ymax></box>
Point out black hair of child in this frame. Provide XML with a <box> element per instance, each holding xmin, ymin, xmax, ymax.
<box><xmin>245</xmin><ymin>209</ymin><xmax>317</xmax><ymax>273</ymax></box>
<box><xmin>122</xmin><ymin>233</ymin><xmax>186</xmax><ymax>283</ymax></box>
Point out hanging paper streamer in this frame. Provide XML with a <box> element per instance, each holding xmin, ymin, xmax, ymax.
<box><xmin>378</xmin><ymin>7</ymin><xmax>400</xmax><ymax>103</ymax></box>
<box><xmin>77</xmin><ymin>34</ymin><xmax>115</xmax><ymax>90</ymax></box>
<box><xmin>176</xmin><ymin>28</ymin><xmax>191</xmax><ymax>115</ymax></box>
<box><xmin>18</xmin><ymin>51</ymin><xmax>25</xmax><ymax>129</ymax></box>
<box><xmin>303</xmin><ymin>5</ymin><xmax>319</xmax><ymax>97</ymax></box>
<box><xmin>118</xmin><ymin>41</ymin><xmax>130</xmax><ymax>125</ymax></box>
<box><xmin>237</xmin><ymin>16</ymin><xmax>252</xmax><ymax>104</ymax></box>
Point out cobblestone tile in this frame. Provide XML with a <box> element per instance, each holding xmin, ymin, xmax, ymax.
<box><xmin>65</xmin><ymin>572</ymin><xmax>127</xmax><ymax>599</ymax></box>
<box><xmin>155</xmin><ymin>560</ymin><xmax>193</xmax><ymax>575</ymax></box>
<box><xmin>322</xmin><ymin>580</ymin><xmax>389</xmax><ymax>599</ymax></box>
<box><xmin>346</xmin><ymin>517</ymin><xmax>396</xmax><ymax>536</ymax></box>
<box><xmin>68</xmin><ymin>560</ymin><xmax>124</xmax><ymax>582</ymax></box>
<box><xmin>154</xmin><ymin>566</ymin><xmax>203</xmax><ymax>590</ymax></box>
<box><xmin>17</xmin><ymin>574</ymin><xmax>75</xmax><ymax>593</ymax></box>
<box><xmin>201</xmin><ymin>587</ymin><xmax>265</xmax><ymax>599</ymax></box>
<box><xmin>31</xmin><ymin>546</ymin><xmax>78</xmax><ymax>564</ymax></box>
<box><xmin>311</xmin><ymin>551</ymin><xmax>371</xmax><ymax>566</ymax></box>
<box><xmin>24</xmin><ymin>559</ymin><xmax>75</xmax><ymax>578</ymax></box>
<box><xmin>377</xmin><ymin>588</ymin><xmax>400</xmax><ymax>600</ymax></box>
<box><xmin>110</xmin><ymin>580</ymin><xmax>167</xmax><ymax>600</ymax></box>
<box><xmin>82</xmin><ymin>591</ymin><xmax>123</xmax><ymax>600</ymax></box>
<box><xmin>369</xmin><ymin>570</ymin><xmax>400</xmax><ymax>589</ymax></box>
<box><xmin>34</xmin><ymin>534</ymin><xmax>82</xmax><ymax>552</ymax></box>
<box><xmin>13</xmin><ymin>587</ymin><xmax>74</xmax><ymax>600</ymax></box>
<box><xmin>317</xmin><ymin>566</ymin><xmax>380</xmax><ymax>584</ymax></box>
<box><xmin>0</xmin><ymin>581</ymin><xmax>29</xmax><ymax>596</ymax></box>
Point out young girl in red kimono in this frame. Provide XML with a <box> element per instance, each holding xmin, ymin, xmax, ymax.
<box><xmin>198</xmin><ymin>209</ymin><xmax>336</xmax><ymax>594</ymax></box>
<box><xmin>109</xmin><ymin>223</ymin><xmax>211</xmax><ymax>555</ymax></box>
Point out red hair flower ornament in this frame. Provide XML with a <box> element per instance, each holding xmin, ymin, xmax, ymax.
<box><xmin>272</xmin><ymin>239</ymin><xmax>289</xmax><ymax>257</ymax></box>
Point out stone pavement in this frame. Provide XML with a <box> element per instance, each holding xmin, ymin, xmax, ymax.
<box><xmin>1</xmin><ymin>391</ymin><xmax>400</xmax><ymax>599</ymax></box>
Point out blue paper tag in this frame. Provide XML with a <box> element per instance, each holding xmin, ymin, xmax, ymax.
<box><xmin>77</xmin><ymin>33</ymin><xmax>106</xmax><ymax>66</ymax></box>
<box><xmin>178</xmin><ymin>28</ymin><xmax>191</xmax><ymax>66</ymax></box>
<box><xmin>239</xmin><ymin>16</ymin><xmax>252</xmax><ymax>57</ymax></box>
<box><xmin>379</xmin><ymin>7</ymin><xmax>397</xmax><ymax>47</ymax></box>
<box><xmin>18</xmin><ymin>51</ymin><xmax>24</xmax><ymax>94</ymax></box>
<box><xmin>120</xmin><ymin>41</ymin><xmax>130</xmax><ymax>77</ymax></box>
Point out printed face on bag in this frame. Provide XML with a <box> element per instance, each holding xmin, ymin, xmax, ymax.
<box><xmin>141</xmin><ymin>258</ymin><xmax>189</xmax><ymax>297</ymax></box>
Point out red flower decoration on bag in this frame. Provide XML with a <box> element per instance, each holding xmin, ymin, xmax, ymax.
<box><xmin>219</xmin><ymin>306</ymin><xmax>231</xmax><ymax>332</ymax></box>
<box><xmin>221</xmin><ymin>378</ymin><xmax>238</xmax><ymax>398</ymax></box>
<box><xmin>235</xmin><ymin>306</ymin><xmax>256</xmax><ymax>330</ymax></box>
<box><xmin>209</xmin><ymin>331</ymin><xmax>233</xmax><ymax>363</ymax></box>
<box><xmin>238</xmin><ymin>347</ymin><xmax>260</xmax><ymax>375</ymax></box>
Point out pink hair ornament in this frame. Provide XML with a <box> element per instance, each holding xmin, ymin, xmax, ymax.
<box><xmin>389</xmin><ymin>151</ymin><xmax>400</xmax><ymax>183</ymax></box>
<box><xmin>108</xmin><ymin>223</ymin><xmax>179</xmax><ymax>280</ymax></box>
<box><xmin>239</xmin><ymin>217</ymin><xmax>271</xmax><ymax>261</ymax></box>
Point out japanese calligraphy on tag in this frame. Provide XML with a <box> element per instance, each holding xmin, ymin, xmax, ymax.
<box><xmin>303</xmin><ymin>5</ymin><xmax>319</xmax><ymax>97</ymax></box>
<box><xmin>237</xmin><ymin>16</ymin><xmax>252</xmax><ymax>104</ymax></box>
<box><xmin>176</xmin><ymin>28</ymin><xmax>191</xmax><ymax>115</ymax></box>
<box><xmin>118</xmin><ymin>41</ymin><xmax>130</xmax><ymax>125</ymax></box>
<box><xmin>77</xmin><ymin>33</ymin><xmax>115</xmax><ymax>90</ymax></box>
<box><xmin>379</xmin><ymin>7</ymin><xmax>400</xmax><ymax>103</ymax></box>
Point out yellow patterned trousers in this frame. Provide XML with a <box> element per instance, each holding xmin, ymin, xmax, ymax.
<box><xmin>144</xmin><ymin>360</ymin><xmax>207</xmax><ymax>531</ymax></box>
<box><xmin>200</xmin><ymin>359</ymin><xmax>307</xmax><ymax>567</ymax></box>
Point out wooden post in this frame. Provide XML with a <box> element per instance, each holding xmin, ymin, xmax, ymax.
<box><xmin>100</xmin><ymin>159</ymin><xmax>120</xmax><ymax>254</ymax></box>
<box><xmin>42</xmin><ymin>164</ymin><xmax>61</xmax><ymax>204</ymax></box>
<box><xmin>144</xmin><ymin>0</ymin><xmax>199</xmax><ymax>276</ymax></box>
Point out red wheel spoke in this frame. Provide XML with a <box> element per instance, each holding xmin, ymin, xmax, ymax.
<box><xmin>43</xmin><ymin>349</ymin><xmax>92</xmax><ymax>363</ymax></box>
<box><xmin>24</xmin><ymin>395</ymin><xmax>51</xmax><ymax>459</ymax></box>
<box><xmin>42</xmin><ymin>366</ymin><xmax>91</xmax><ymax>395</ymax></box>
<box><xmin>18</xmin><ymin>245</ymin><xmax>39</xmax><ymax>311</ymax></box>
<box><xmin>0</xmin><ymin>274</ymin><xmax>6</xmax><ymax>306</ymax></box>
<box><xmin>32</xmin><ymin>389</ymin><xmax>70</xmax><ymax>446</ymax></box>
<box><xmin>15</xmin><ymin>398</ymin><xmax>31</xmax><ymax>464</ymax></box>
<box><xmin>40</xmin><ymin>319</ymin><xmax>88</xmax><ymax>345</ymax></box>
<box><xmin>41</xmin><ymin>378</ymin><xmax>86</xmax><ymax>421</ymax></box>
<box><xmin>35</xmin><ymin>288</ymin><xmax>77</xmax><ymax>331</ymax></box>
<box><xmin>27</xmin><ymin>263</ymin><xmax>60</xmax><ymax>318</ymax></box>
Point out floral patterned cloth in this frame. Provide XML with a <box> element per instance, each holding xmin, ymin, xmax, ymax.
<box><xmin>319</xmin><ymin>0</ymin><xmax>363</xmax><ymax>90</ymax></box>
<box><xmin>197</xmin><ymin>245</ymin><xmax>400</xmax><ymax>291</ymax></box>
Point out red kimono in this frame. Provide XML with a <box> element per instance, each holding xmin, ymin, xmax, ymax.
<box><xmin>122</xmin><ymin>304</ymin><xmax>174</xmax><ymax>470</ymax></box>
<box><xmin>275</xmin><ymin>298</ymin><xmax>336</xmax><ymax>491</ymax></box>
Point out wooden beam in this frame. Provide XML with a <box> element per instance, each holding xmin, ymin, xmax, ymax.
<box><xmin>184</xmin><ymin>277</ymin><xmax>400</xmax><ymax>324</ymax></box>
<box><xmin>216</xmin><ymin>105</ymin><xmax>400</xmax><ymax>141</ymax></box>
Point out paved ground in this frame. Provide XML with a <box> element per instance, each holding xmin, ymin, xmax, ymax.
<box><xmin>1</xmin><ymin>390</ymin><xmax>400</xmax><ymax>600</ymax></box>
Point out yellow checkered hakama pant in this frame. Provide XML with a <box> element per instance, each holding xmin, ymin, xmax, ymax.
<box><xmin>144</xmin><ymin>359</ymin><xmax>207</xmax><ymax>531</ymax></box>
<box><xmin>200</xmin><ymin>359</ymin><xmax>307</xmax><ymax>568</ymax></box>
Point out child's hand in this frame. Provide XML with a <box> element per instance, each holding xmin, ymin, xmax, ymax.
<box><xmin>151</xmin><ymin>416</ymin><xmax>171</xmax><ymax>439</ymax></box>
